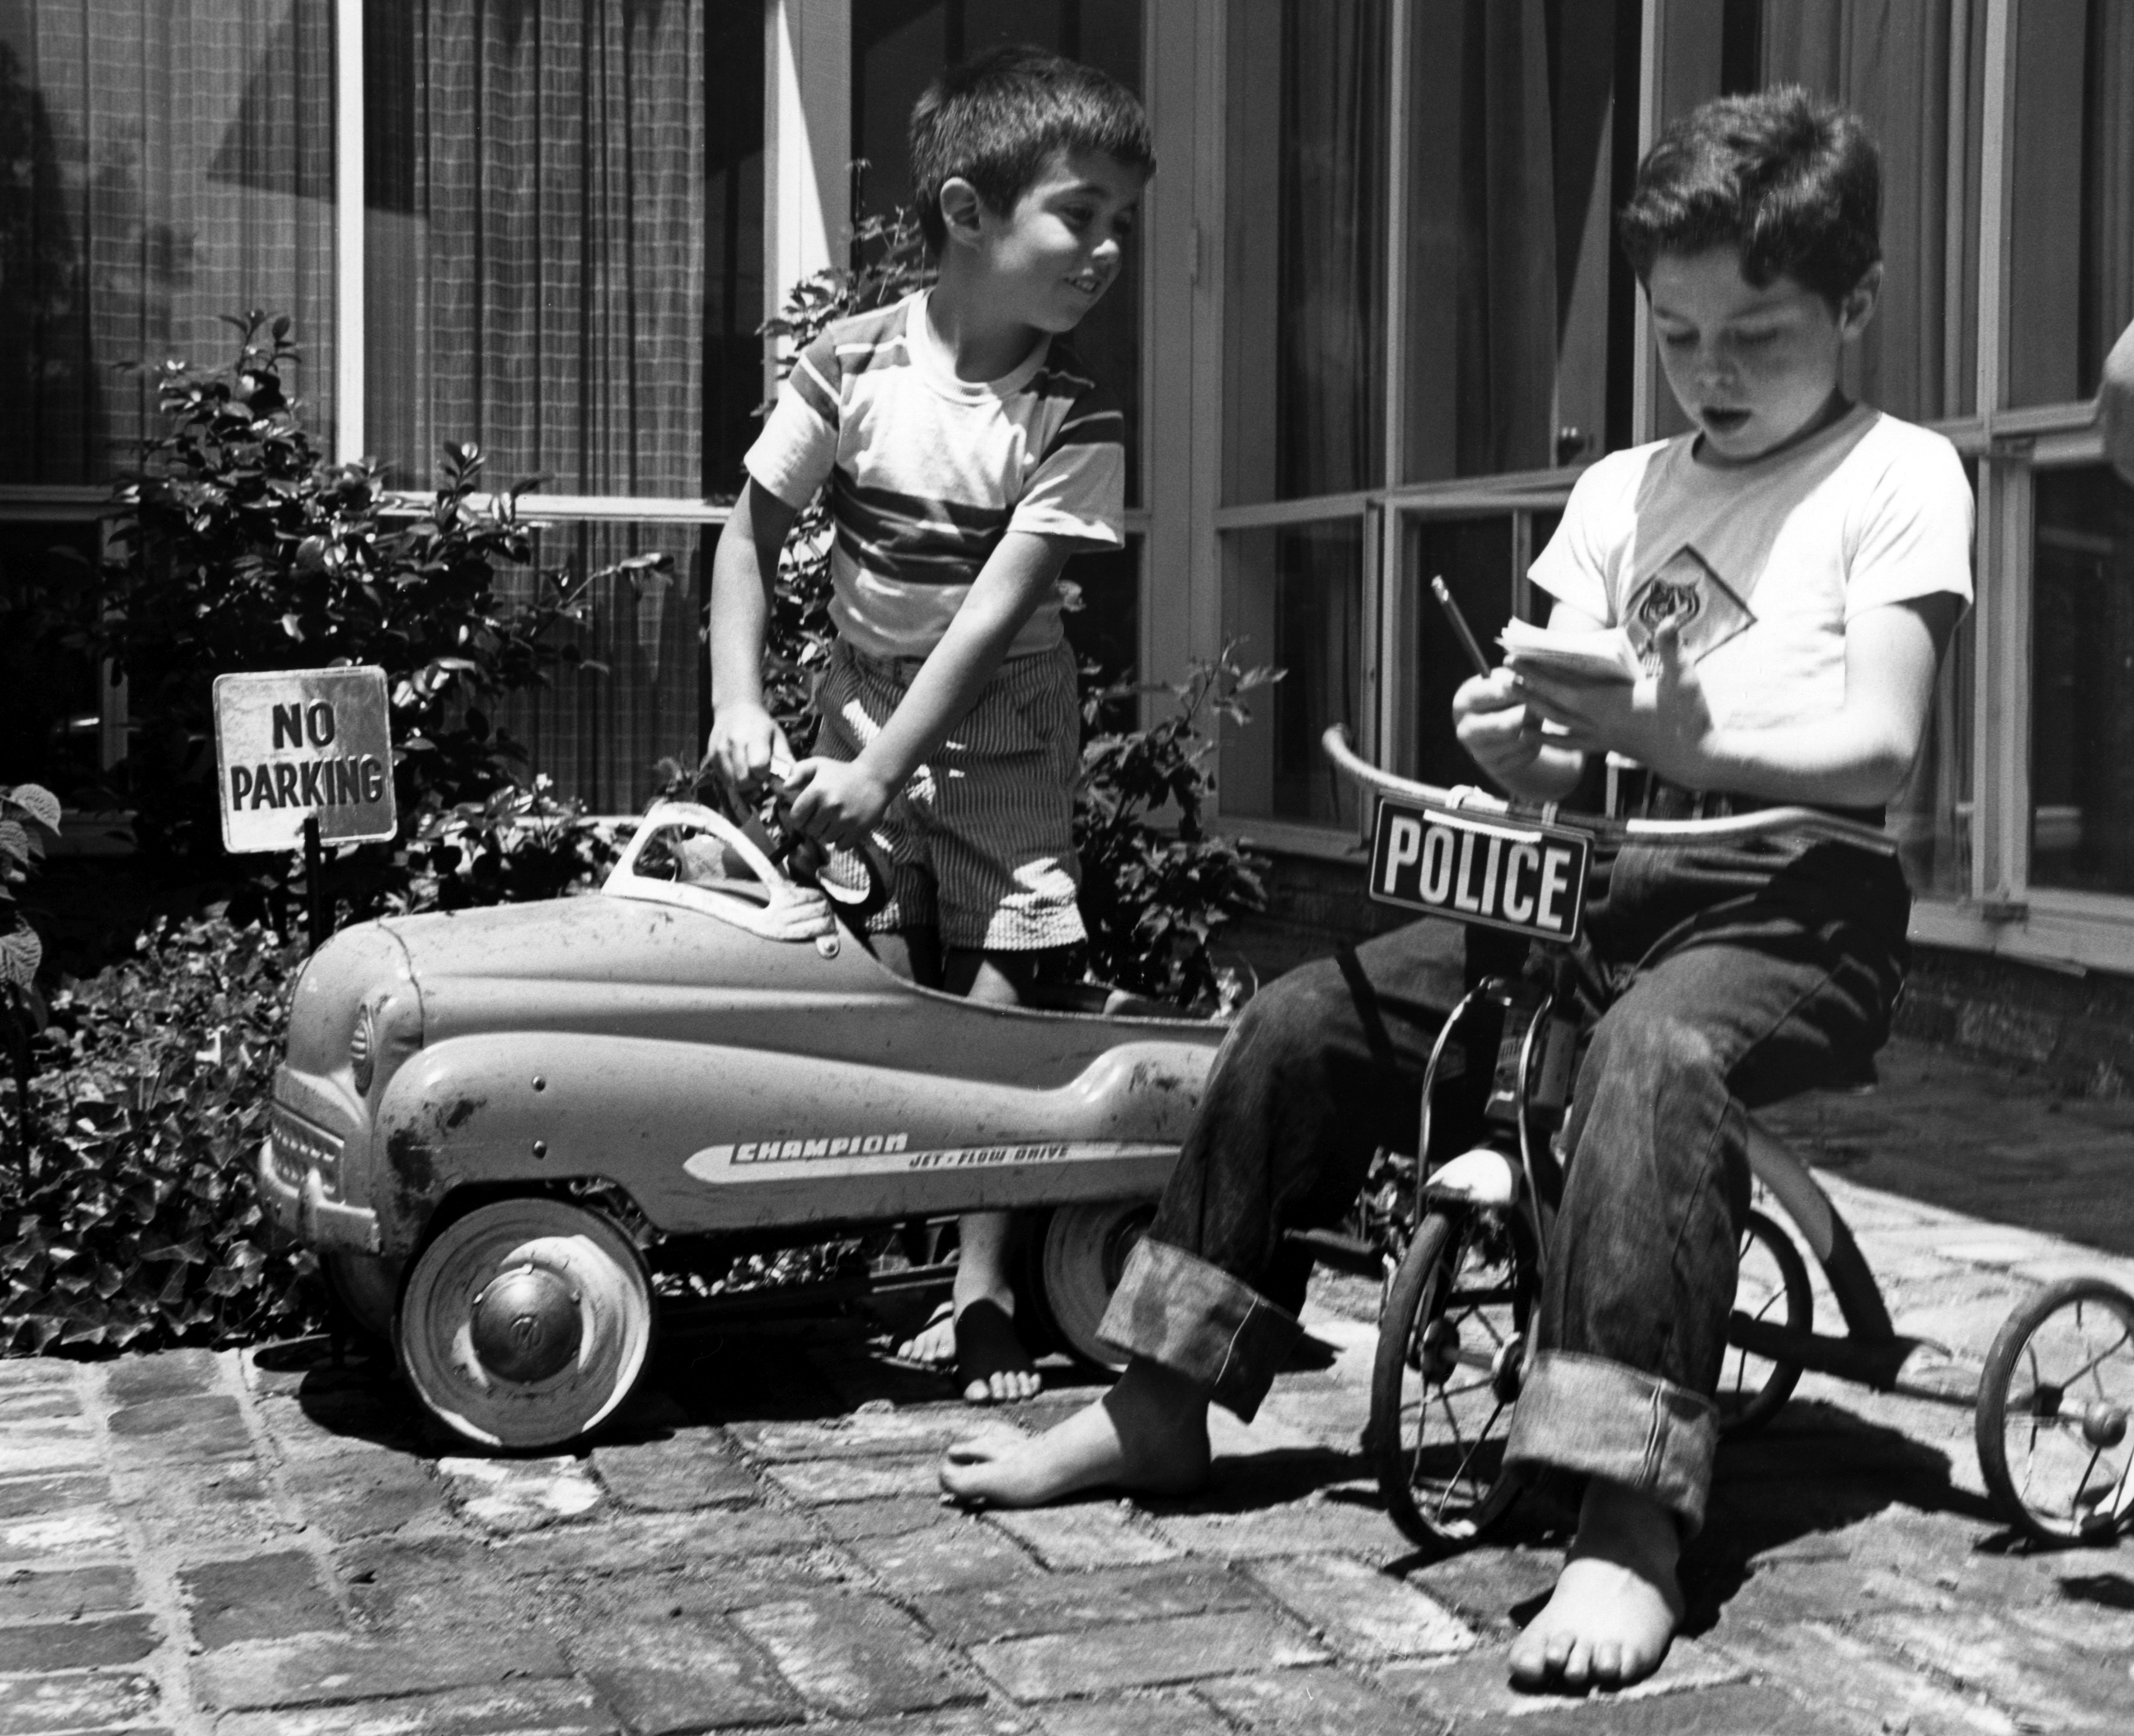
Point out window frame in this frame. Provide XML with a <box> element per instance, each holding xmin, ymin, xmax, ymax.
<box><xmin>1182</xmin><ymin>0</ymin><xmax>2134</xmax><ymax>978</ymax></box>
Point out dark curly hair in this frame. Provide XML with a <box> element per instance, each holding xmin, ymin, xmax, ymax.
<box><xmin>909</xmin><ymin>45</ymin><xmax>1153</xmax><ymax>256</ymax></box>
<box><xmin>1618</xmin><ymin>87</ymin><xmax>1881</xmax><ymax>307</ymax></box>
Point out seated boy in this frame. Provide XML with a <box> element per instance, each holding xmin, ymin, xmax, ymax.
<box><xmin>940</xmin><ymin>86</ymin><xmax>1973</xmax><ymax>1691</ymax></box>
<box><xmin>708</xmin><ymin>47</ymin><xmax>1152</xmax><ymax>1404</ymax></box>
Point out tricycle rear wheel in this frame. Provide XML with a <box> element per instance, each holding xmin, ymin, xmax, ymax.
<box><xmin>1717</xmin><ymin>1209</ymin><xmax>1812</xmax><ymax>1436</ymax></box>
<box><xmin>1976</xmin><ymin>1276</ymin><xmax>2134</xmax><ymax>1546</ymax></box>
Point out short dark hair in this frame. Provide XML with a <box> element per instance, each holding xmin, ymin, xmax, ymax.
<box><xmin>909</xmin><ymin>45</ymin><xmax>1153</xmax><ymax>255</ymax></box>
<box><xmin>1617</xmin><ymin>87</ymin><xmax>1881</xmax><ymax>306</ymax></box>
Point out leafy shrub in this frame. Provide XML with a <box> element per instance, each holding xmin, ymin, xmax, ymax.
<box><xmin>1</xmin><ymin>784</ymin><xmax>63</xmax><ymax>1157</ymax></box>
<box><xmin>0</xmin><ymin>917</ymin><xmax>319</xmax><ymax>1354</ymax></box>
<box><xmin>97</xmin><ymin>312</ymin><xmax>657</xmax><ymax>917</ymax></box>
<box><xmin>1075</xmin><ymin>647</ymin><xmax>1279</xmax><ymax>1011</ymax></box>
<box><xmin>394</xmin><ymin>777</ymin><xmax>626</xmax><ymax>915</ymax></box>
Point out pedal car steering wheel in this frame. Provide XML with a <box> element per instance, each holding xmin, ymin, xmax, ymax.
<box><xmin>698</xmin><ymin>755</ymin><xmax>896</xmax><ymax>929</ymax></box>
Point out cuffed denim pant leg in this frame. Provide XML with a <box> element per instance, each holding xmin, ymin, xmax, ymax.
<box><xmin>1503</xmin><ymin>841</ymin><xmax>1910</xmax><ymax>1534</ymax></box>
<box><xmin>1095</xmin><ymin>922</ymin><xmax>1473</xmax><ymax>1421</ymax></box>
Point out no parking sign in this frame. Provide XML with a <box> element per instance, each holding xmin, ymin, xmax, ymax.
<box><xmin>212</xmin><ymin>667</ymin><xmax>398</xmax><ymax>853</ymax></box>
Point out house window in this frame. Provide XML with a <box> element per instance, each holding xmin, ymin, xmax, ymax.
<box><xmin>361</xmin><ymin>1</ymin><xmax>759</xmax><ymax>501</ymax></box>
<box><xmin>0</xmin><ymin>1</ymin><xmax>338</xmax><ymax>486</ymax></box>
<box><xmin>1220</xmin><ymin>518</ymin><xmax>1366</xmax><ymax>830</ymax></box>
<box><xmin>1654</xmin><ymin>0</ymin><xmax>1982</xmax><ymax>432</ymax></box>
<box><xmin>2006</xmin><ymin>0</ymin><xmax>2133</xmax><ymax>410</ymax></box>
<box><xmin>351</xmin><ymin>1</ymin><xmax>764</xmax><ymax>811</ymax></box>
<box><xmin>2030</xmin><ymin>465</ymin><xmax>2134</xmax><ymax>896</ymax></box>
<box><xmin>1399</xmin><ymin>0</ymin><xmax>1643</xmax><ymax>479</ymax></box>
<box><xmin>1221</xmin><ymin>0</ymin><xmax>1389</xmax><ymax>506</ymax></box>
<box><xmin>1208</xmin><ymin>0</ymin><xmax>2000</xmax><ymax>931</ymax></box>
<box><xmin>1402</xmin><ymin>513</ymin><xmax>1520</xmax><ymax>791</ymax></box>
<box><xmin>0</xmin><ymin>521</ymin><xmax>107</xmax><ymax>804</ymax></box>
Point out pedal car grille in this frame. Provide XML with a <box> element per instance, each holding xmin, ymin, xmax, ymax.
<box><xmin>269</xmin><ymin>1103</ymin><xmax>344</xmax><ymax>1190</ymax></box>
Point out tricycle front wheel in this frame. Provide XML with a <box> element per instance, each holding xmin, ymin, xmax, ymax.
<box><xmin>1371</xmin><ymin>1207</ymin><xmax>1534</xmax><ymax>1552</ymax></box>
<box><xmin>1976</xmin><ymin>1276</ymin><xmax>2134</xmax><ymax>1546</ymax></box>
<box><xmin>397</xmin><ymin>1197</ymin><xmax>655</xmax><ymax>1451</ymax></box>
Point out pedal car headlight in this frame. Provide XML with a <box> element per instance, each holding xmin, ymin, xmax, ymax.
<box><xmin>350</xmin><ymin>1004</ymin><xmax>377</xmax><ymax>1095</ymax></box>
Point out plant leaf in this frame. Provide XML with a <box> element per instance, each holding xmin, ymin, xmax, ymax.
<box><xmin>2</xmin><ymin>785</ymin><xmax>61</xmax><ymax>833</ymax></box>
<box><xmin>0</xmin><ymin>924</ymin><xmax>41</xmax><ymax>987</ymax></box>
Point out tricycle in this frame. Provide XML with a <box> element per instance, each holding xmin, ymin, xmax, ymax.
<box><xmin>1322</xmin><ymin>726</ymin><xmax>2134</xmax><ymax>1550</ymax></box>
<box><xmin>259</xmin><ymin>796</ymin><xmax>1224</xmax><ymax>1450</ymax></box>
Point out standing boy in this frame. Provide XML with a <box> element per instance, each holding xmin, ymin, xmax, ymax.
<box><xmin>940</xmin><ymin>87</ymin><xmax>1973</xmax><ymax>1694</ymax></box>
<box><xmin>708</xmin><ymin>46</ymin><xmax>1152</xmax><ymax>1404</ymax></box>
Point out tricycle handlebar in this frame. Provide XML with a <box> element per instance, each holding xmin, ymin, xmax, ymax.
<box><xmin>1320</xmin><ymin>727</ymin><xmax>1899</xmax><ymax>857</ymax></box>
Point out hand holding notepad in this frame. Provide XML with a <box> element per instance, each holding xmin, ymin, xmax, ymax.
<box><xmin>1498</xmin><ymin>618</ymin><xmax>1643</xmax><ymax>685</ymax></box>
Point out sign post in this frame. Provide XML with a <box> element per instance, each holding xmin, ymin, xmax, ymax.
<box><xmin>212</xmin><ymin>668</ymin><xmax>399</xmax><ymax>949</ymax></box>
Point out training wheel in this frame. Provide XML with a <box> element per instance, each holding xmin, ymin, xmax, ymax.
<box><xmin>1030</xmin><ymin>1200</ymin><xmax>1154</xmax><ymax>1370</ymax></box>
<box><xmin>1976</xmin><ymin>1276</ymin><xmax>2134</xmax><ymax>1546</ymax></box>
<box><xmin>398</xmin><ymin>1197</ymin><xmax>655</xmax><ymax>1451</ymax></box>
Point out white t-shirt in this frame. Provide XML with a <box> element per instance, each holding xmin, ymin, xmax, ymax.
<box><xmin>745</xmin><ymin>290</ymin><xmax>1126</xmax><ymax>660</ymax></box>
<box><xmin>1528</xmin><ymin>405</ymin><xmax>1975</xmax><ymax>733</ymax></box>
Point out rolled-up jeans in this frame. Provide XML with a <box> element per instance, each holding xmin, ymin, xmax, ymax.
<box><xmin>1096</xmin><ymin>835</ymin><xmax>1910</xmax><ymax>1535</ymax></box>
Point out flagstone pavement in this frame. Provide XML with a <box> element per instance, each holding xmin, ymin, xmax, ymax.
<box><xmin>3</xmin><ymin>1037</ymin><xmax>2133</xmax><ymax>1735</ymax></box>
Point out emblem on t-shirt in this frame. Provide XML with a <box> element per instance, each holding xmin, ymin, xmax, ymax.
<box><xmin>1623</xmin><ymin>546</ymin><xmax>1755</xmax><ymax>671</ymax></box>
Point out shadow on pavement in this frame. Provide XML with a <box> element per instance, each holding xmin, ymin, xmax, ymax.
<box><xmin>1681</xmin><ymin>1396</ymin><xmax>1985</xmax><ymax>1632</ymax></box>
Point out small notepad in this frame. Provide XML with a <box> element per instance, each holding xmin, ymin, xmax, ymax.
<box><xmin>1498</xmin><ymin>618</ymin><xmax>1642</xmax><ymax>685</ymax></box>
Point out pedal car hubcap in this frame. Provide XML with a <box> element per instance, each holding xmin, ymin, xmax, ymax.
<box><xmin>398</xmin><ymin>1198</ymin><xmax>654</xmax><ymax>1451</ymax></box>
<box><xmin>469</xmin><ymin>1263</ymin><xmax>584</xmax><ymax>1383</ymax></box>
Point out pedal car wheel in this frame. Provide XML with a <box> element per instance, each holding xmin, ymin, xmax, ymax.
<box><xmin>397</xmin><ymin>1198</ymin><xmax>655</xmax><ymax>1451</ymax></box>
<box><xmin>322</xmin><ymin>1252</ymin><xmax>403</xmax><ymax>1345</ymax></box>
<box><xmin>1034</xmin><ymin>1200</ymin><xmax>1155</xmax><ymax>1371</ymax></box>
<box><xmin>1718</xmin><ymin>1209</ymin><xmax>1812</xmax><ymax>1437</ymax></box>
<box><xmin>1976</xmin><ymin>1276</ymin><xmax>2134</xmax><ymax>1546</ymax></box>
<box><xmin>1371</xmin><ymin>1207</ymin><xmax>1534</xmax><ymax>1552</ymax></box>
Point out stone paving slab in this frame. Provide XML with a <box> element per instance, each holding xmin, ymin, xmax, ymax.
<box><xmin>0</xmin><ymin>1037</ymin><xmax>2131</xmax><ymax>1732</ymax></box>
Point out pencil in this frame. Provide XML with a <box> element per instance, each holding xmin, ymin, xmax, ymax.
<box><xmin>1430</xmin><ymin>576</ymin><xmax>1493</xmax><ymax>678</ymax></box>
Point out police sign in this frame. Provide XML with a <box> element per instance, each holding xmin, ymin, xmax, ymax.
<box><xmin>213</xmin><ymin>668</ymin><xmax>398</xmax><ymax>853</ymax></box>
<box><xmin>1367</xmin><ymin>797</ymin><xmax>1590</xmax><ymax>944</ymax></box>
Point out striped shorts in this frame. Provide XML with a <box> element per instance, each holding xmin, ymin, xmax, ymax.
<box><xmin>814</xmin><ymin>637</ymin><xmax>1088</xmax><ymax>952</ymax></box>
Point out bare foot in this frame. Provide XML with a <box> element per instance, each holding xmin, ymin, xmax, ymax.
<box><xmin>1507</xmin><ymin>1479</ymin><xmax>1684</xmax><ymax>1694</ymax></box>
<box><xmin>940</xmin><ymin>1357</ymin><xmax>1211</xmax><ymax>1507</ymax></box>
<box><xmin>952</xmin><ymin>1297</ymin><xmax>1042</xmax><ymax>1404</ymax></box>
<box><xmin>895</xmin><ymin>1299</ymin><xmax>1043</xmax><ymax>1403</ymax></box>
<box><xmin>897</xmin><ymin>1302</ymin><xmax>955</xmax><ymax>1369</ymax></box>
<box><xmin>900</xmin><ymin>1214</ymin><xmax>1042</xmax><ymax>1404</ymax></box>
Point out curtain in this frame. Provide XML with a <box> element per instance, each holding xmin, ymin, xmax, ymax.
<box><xmin>366</xmin><ymin>0</ymin><xmax>705</xmax><ymax>498</ymax></box>
<box><xmin>1405</xmin><ymin>0</ymin><xmax>1627</xmax><ymax>480</ymax></box>
<box><xmin>1275</xmin><ymin>0</ymin><xmax>1387</xmax><ymax>499</ymax></box>
<box><xmin>366</xmin><ymin>2</ymin><xmax>717</xmax><ymax>813</ymax></box>
<box><xmin>496</xmin><ymin>524</ymin><xmax>704</xmax><ymax>816</ymax></box>
<box><xmin>0</xmin><ymin>0</ymin><xmax>336</xmax><ymax>486</ymax></box>
<box><xmin>2081</xmin><ymin>0</ymin><xmax>2134</xmax><ymax>394</ymax></box>
<box><xmin>1758</xmin><ymin>0</ymin><xmax>1961</xmax><ymax>423</ymax></box>
<box><xmin>1453</xmin><ymin>0</ymin><xmax>1561</xmax><ymax>477</ymax></box>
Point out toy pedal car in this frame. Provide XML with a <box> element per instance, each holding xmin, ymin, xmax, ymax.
<box><xmin>258</xmin><ymin>801</ymin><xmax>1224</xmax><ymax>1450</ymax></box>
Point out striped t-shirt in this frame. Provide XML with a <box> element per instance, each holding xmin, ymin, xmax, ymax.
<box><xmin>745</xmin><ymin>290</ymin><xmax>1126</xmax><ymax>659</ymax></box>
